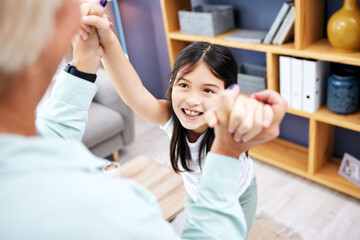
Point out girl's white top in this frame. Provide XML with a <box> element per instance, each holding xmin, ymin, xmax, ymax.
<box><xmin>160</xmin><ymin>117</ymin><xmax>255</xmax><ymax>202</ymax></box>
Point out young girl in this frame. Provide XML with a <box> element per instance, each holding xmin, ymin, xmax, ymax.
<box><xmin>79</xmin><ymin>8</ymin><xmax>272</xmax><ymax>234</ymax></box>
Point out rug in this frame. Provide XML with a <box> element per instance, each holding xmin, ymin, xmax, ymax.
<box><xmin>248</xmin><ymin>212</ymin><xmax>303</xmax><ymax>240</ymax></box>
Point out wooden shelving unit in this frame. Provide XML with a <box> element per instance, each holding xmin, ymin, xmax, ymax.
<box><xmin>160</xmin><ymin>0</ymin><xmax>360</xmax><ymax>199</ymax></box>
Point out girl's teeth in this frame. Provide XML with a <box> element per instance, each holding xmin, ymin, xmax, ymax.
<box><xmin>184</xmin><ymin>109</ymin><xmax>200</xmax><ymax>116</ymax></box>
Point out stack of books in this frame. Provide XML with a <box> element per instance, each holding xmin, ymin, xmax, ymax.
<box><xmin>263</xmin><ymin>1</ymin><xmax>295</xmax><ymax>45</ymax></box>
<box><xmin>225</xmin><ymin>29</ymin><xmax>267</xmax><ymax>43</ymax></box>
<box><xmin>279</xmin><ymin>56</ymin><xmax>330</xmax><ymax>113</ymax></box>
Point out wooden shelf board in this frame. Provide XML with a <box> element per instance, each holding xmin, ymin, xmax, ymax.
<box><xmin>168</xmin><ymin>29</ymin><xmax>272</xmax><ymax>52</ymax></box>
<box><xmin>313</xmin><ymin>106</ymin><xmax>360</xmax><ymax>132</ymax></box>
<box><xmin>286</xmin><ymin>108</ymin><xmax>313</xmax><ymax>119</ymax></box>
<box><xmin>271</xmin><ymin>39</ymin><xmax>360</xmax><ymax>66</ymax></box>
<box><xmin>297</xmin><ymin>39</ymin><xmax>360</xmax><ymax>66</ymax></box>
<box><xmin>312</xmin><ymin>161</ymin><xmax>360</xmax><ymax>199</ymax></box>
<box><xmin>286</xmin><ymin>106</ymin><xmax>360</xmax><ymax>132</ymax></box>
<box><xmin>168</xmin><ymin>31</ymin><xmax>360</xmax><ymax>66</ymax></box>
<box><xmin>249</xmin><ymin>138</ymin><xmax>308</xmax><ymax>177</ymax></box>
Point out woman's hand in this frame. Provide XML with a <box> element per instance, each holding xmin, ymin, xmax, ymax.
<box><xmin>78</xmin><ymin>1</ymin><xmax>114</xmax><ymax>44</ymax></box>
<box><xmin>206</xmin><ymin>85</ymin><xmax>287</xmax><ymax>158</ymax></box>
<box><xmin>227</xmin><ymin>93</ymin><xmax>273</xmax><ymax>143</ymax></box>
<box><xmin>71</xmin><ymin>1</ymin><xmax>113</xmax><ymax>73</ymax></box>
<box><xmin>206</xmin><ymin>85</ymin><xmax>274</xmax><ymax>143</ymax></box>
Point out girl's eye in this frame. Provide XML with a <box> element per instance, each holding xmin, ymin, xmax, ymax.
<box><xmin>179</xmin><ymin>83</ymin><xmax>188</xmax><ymax>88</ymax></box>
<box><xmin>203</xmin><ymin>88</ymin><xmax>214</xmax><ymax>94</ymax></box>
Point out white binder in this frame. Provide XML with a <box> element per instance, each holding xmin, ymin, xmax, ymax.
<box><xmin>302</xmin><ymin>59</ymin><xmax>330</xmax><ymax>113</ymax></box>
<box><xmin>279</xmin><ymin>56</ymin><xmax>292</xmax><ymax>107</ymax></box>
<box><xmin>291</xmin><ymin>57</ymin><xmax>303</xmax><ymax>110</ymax></box>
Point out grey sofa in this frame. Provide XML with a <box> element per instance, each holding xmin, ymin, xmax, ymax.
<box><xmin>82</xmin><ymin>68</ymin><xmax>135</xmax><ymax>158</ymax></box>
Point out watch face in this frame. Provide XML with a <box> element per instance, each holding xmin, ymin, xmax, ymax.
<box><xmin>65</xmin><ymin>64</ymin><xmax>76</xmax><ymax>73</ymax></box>
<box><xmin>64</xmin><ymin>64</ymin><xmax>71</xmax><ymax>72</ymax></box>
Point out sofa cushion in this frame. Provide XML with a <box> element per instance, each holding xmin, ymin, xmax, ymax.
<box><xmin>89</xmin><ymin>134</ymin><xmax>124</xmax><ymax>158</ymax></box>
<box><xmin>82</xmin><ymin>102</ymin><xmax>125</xmax><ymax>148</ymax></box>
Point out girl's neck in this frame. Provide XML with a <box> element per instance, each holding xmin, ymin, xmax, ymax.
<box><xmin>186</xmin><ymin>130</ymin><xmax>203</xmax><ymax>143</ymax></box>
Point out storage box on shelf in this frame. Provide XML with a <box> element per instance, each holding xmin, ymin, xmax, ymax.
<box><xmin>238</xmin><ymin>64</ymin><xmax>267</xmax><ymax>94</ymax></box>
<box><xmin>178</xmin><ymin>5</ymin><xmax>235</xmax><ymax>37</ymax></box>
<box><xmin>160</xmin><ymin>0</ymin><xmax>360</xmax><ymax>199</ymax></box>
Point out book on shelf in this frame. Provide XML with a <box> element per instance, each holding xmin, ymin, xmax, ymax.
<box><xmin>225</xmin><ymin>29</ymin><xmax>267</xmax><ymax>43</ymax></box>
<box><xmin>272</xmin><ymin>4</ymin><xmax>295</xmax><ymax>45</ymax></box>
<box><xmin>263</xmin><ymin>1</ymin><xmax>293</xmax><ymax>44</ymax></box>
<box><xmin>302</xmin><ymin>59</ymin><xmax>330</xmax><ymax>113</ymax></box>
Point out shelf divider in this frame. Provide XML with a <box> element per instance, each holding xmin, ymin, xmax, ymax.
<box><xmin>308</xmin><ymin>119</ymin><xmax>335</xmax><ymax>175</ymax></box>
<box><xmin>266</xmin><ymin>52</ymin><xmax>280</xmax><ymax>92</ymax></box>
<box><xmin>294</xmin><ymin>0</ymin><xmax>324</xmax><ymax>50</ymax></box>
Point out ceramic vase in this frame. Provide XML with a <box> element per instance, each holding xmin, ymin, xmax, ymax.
<box><xmin>327</xmin><ymin>69</ymin><xmax>359</xmax><ymax>114</ymax></box>
<box><xmin>327</xmin><ymin>0</ymin><xmax>360</xmax><ymax>53</ymax></box>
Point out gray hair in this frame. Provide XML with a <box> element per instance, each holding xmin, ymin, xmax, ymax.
<box><xmin>0</xmin><ymin>0</ymin><xmax>62</xmax><ymax>74</ymax></box>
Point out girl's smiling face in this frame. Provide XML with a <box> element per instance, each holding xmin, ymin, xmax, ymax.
<box><xmin>171</xmin><ymin>62</ymin><xmax>225</xmax><ymax>139</ymax></box>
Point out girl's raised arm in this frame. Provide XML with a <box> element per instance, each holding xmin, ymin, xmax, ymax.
<box><xmin>80</xmin><ymin>6</ymin><xmax>170</xmax><ymax>126</ymax></box>
<box><xmin>101</xmin><ymin>32</ymin><xmax>170</xmax><ymax>126</ymax></box>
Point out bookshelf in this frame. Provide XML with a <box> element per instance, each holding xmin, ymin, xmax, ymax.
<box><xmin>160</xmin><ymin>0</ymin><xmax>360</xmax><ymax>199</ymax></box>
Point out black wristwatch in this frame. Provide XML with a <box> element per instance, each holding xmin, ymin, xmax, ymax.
<box><xmin>64</xmin><ymin>64</ymin><xmax>97</xmax><ymax>83</ymax></box>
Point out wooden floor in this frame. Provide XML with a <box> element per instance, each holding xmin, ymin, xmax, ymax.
<box><xmin>118</xmin><ymin>114</ymin><xmax>360</xmax><ymax>240</ymax></box>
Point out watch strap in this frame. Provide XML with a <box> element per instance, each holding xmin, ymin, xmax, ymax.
<box><xmin>64</xmin><ymin>64</ymin><xmax>97</xmax><ymax>83</ymax></box>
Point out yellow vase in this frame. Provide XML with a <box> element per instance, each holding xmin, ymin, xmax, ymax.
<box><xmin>327</xmin><ymin>0</ymin><xmax>360</xmax><ymax>53</ymax></box>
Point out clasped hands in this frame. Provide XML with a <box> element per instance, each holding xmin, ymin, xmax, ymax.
<box><xmin>207</xmin><ymin>85</ymin><xmax>287</xmax><ymax>158</ymax></box>
<box><xmin>75</xmin><ymin>1</ymin><xmax>287</xmax><ymax>157</ymax></box>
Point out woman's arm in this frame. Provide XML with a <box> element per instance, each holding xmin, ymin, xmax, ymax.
<box><xmin>36</xmin><ymin>71</ymin><xmax>98</xmax><ymax>141</ymax></box>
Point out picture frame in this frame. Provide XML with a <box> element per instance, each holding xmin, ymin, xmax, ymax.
<box><xmin>338</xmin><ymin>153</ymin><xmax>360</xmax><ymax>188</ymax></box>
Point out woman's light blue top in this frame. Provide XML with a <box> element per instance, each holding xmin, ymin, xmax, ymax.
<box><xmin>0</xmin><ymin>71</ymin><xmax>247</xmax><ymax>239</ymax></box>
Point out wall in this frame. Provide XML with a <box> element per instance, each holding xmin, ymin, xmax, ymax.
<box><xmin>117</xmin><ymin>0</ymin><xmax>170</xmax><ymax>99</ymax></box>
<box><xmin>118</xmin><ymin>0</ymin><xmax>360</xmax><ymax>159</ymax></box>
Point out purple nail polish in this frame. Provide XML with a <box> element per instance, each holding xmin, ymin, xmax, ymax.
<box><xmin>227</xmin><ymin>83</ymin><xmax>237</xmax><ymax>90</ymax></box>
<box><xmin>100</xmin><ymin>0</ymin><xmax>107</xmax><ymax>7</ymax></box>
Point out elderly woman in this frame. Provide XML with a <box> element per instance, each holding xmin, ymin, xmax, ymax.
<box><xmin>0</xmin><ymin>0</ymin><xmax>286</xmax><ymax>239</ymax></box>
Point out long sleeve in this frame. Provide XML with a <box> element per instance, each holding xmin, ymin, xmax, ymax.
<box><xmin>181</xmin><ymin>152</ymin><xmax>247</xmax><ymax>239</ymax></box>
<box><xmin>36</xmin><ymin>71</ymin><xmax>98</xmax><ymax>141</ymax></box>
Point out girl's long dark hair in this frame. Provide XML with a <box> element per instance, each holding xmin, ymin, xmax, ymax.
<box><xmin>166</xmin><ymin>41</ymin><xmax>238</xmax><ymax>173</ymax></box>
